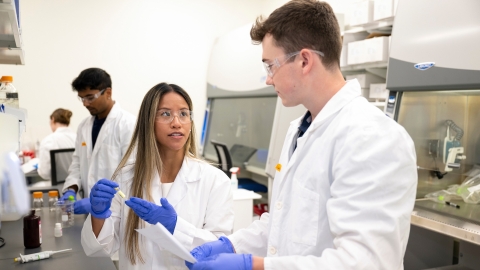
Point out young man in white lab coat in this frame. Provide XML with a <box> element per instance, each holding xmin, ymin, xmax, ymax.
<box><xmin>60</xmin><ymin>68</ymin><xmax>136</xmax><ymax>214</ymax></box>
<box><xmin>187</xmin><ymin>1</ymin><xmax>418</xmax><ymax>269</ymax></box>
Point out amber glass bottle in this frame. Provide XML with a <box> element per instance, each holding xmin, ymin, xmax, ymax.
<box><xmin>23</xmin><ymin>210</ymin><xmax>42</xmax><ymax>249</ymax></box>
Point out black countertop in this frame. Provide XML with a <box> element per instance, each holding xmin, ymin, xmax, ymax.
<box><xmin>0</xmin><ymin>208</ymin><xmax>116</xmax><ymax>270</ymax></box>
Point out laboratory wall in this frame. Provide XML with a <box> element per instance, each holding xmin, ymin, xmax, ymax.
<box><xmin>1</xmin><ymin>0</ymin><xmax>355</xmax><ymax>151</ymax></box>
<box><xmin>0</xmin><ymin>0</ymin><xmax>263</xmax><ymax>149</ymax></box>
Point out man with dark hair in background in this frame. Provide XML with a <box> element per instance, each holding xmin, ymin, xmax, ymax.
<box><xmin>187</xmin><ymin>1</ymin><xmax>417</xmax><ymax>269</ymax></box>
<box><xmin>60</xmin><ymin>68</ymin><xmax>135</xmax><ymax>215</ymax></box>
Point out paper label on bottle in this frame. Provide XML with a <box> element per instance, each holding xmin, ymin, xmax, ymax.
<box><xmin>467</xmin><ymin>184</ymin><xmax>480</xmax><ymax>193</ymax></box>
<box><xmin>62</xmin><ymin>214</ymin><xmax>68</xmax><ymax>221</ymax></box>
<box><xmin>39</xmin><ymin>220</ymin><xmax>42</xmax><ymax>244</ymax></box>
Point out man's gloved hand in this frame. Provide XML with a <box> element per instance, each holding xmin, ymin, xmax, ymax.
<box><xmin>190</xmin><ymin>253</ymin><xmax>252</xmax><ymax>270</ymax></box>
<box><xmin>90</xmin><ymin>179</ymin><xmax>118</xmax><ymax>219</ymax></box>
<box><xmin>125</xmin><ymin>197</ymin><xmax>177</xmax><ymax>234</ymax></box>
<box><xmin>74</xmin><ymin>198</ymin><xmax>91</xmax><ymax>214</ymax></box>
<box><xmin>60</xmin><ymin>189</ymin><xmax>76</xmax><ymax>202</ymax></box>
<box><xmin>185</xmin><ymin>236</ymin><xmax>234</xmax><ymax>269</ymax></box>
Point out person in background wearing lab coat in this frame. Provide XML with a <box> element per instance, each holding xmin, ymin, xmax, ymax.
<box><xmin>60</xmin><ymin>68</ymin><xmax>136</xmax><ymax>215</ymax></box>
<box><xmin>37</xmin><ymin>108</ymin><xmax>76</xmax><ymax>180</ymax></box>
<box><xmin>187</xmin><ymin>1</ymin><xmax>418</xmax><ymax>270</ymax></box>
<box><xmin>81</xmin><ymin>82</ymin><xmax>234</xmax><ymax>269</ymax></box>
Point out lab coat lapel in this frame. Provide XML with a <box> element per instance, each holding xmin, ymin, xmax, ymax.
<box><xmin>83</xmin><ymin>117</ymin><xmax>94</xmax><ymax>160</ymax></box>
<box><xmin>166</xmin><ymin>159</ymin><xmax>200</xmax><ymax>208</ymax></box>
<box><xmin>276</xmin><ymin>80</ymin><xmax>362</xmax><ymax>194</ymax></box>
<box><xmin>91</xmin><ymin>103</ymin><xmax>120</xmax><ymax>158</ymax></box>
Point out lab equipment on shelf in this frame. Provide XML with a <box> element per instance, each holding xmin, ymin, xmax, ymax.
<box><xmin>14</xmin><ymin>249</ymin><xmax>72</xmax><ymax>263</ymax></box>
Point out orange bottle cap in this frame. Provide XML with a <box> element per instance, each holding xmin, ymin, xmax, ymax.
<box><xmin>33</xmin><ymin>192</ymin><xmax>43</xmax><ymax>198</ymax></box>
<box><xmin>0</xmin><ymin>76</ymin><xmax>13</xmax><ymax>82</ymax></box>
<box><xmin>49</xmin><ymin>190</ymin><xmax>58</xmax><ymax>197</ymax></box>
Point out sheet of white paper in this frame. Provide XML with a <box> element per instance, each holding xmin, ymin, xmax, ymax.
<box><xmin>136</xmin><ymin>224</ymin><xmax>197</xmax><ymax>263</ymax></box>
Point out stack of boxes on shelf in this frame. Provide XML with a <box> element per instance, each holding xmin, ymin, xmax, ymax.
<box><xmin>345</xmin><ymin>73</ymin><xmax>387</xmax><ymax>103</ymax></box>
<box><xmin>341</xmin><ymin>0</ymin><xmax>398</xmax><ymax>67</ymax></box>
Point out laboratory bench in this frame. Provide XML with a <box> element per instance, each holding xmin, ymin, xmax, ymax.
<box><xmin>405</xmin><ymin>200</ymin><xmax>480</xmax><ymax>269</ymax></box>
<box><xmin>0</xmin><ymin>207</ymin><xmax>116</xmax><ymax>270</ymax></box>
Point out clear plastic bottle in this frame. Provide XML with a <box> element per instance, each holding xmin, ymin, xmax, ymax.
<box><xmin>0</xmin><ymin>76</ymin><xmax>19</xmax><ymax>108</ymax></box>
<box><xmin>32</xmin><ymin>192</ymin><xmax>43</xmax><ymax>212</ymax></box>
<box><xmin>48</xmin><ymin>190</ymin><xmax>58</xmax><ymax>212</ymax></box>
<box><xmin>230</xmin><ymin>167</ymin><xmax>239</xmax><ymax>190</ymax></box>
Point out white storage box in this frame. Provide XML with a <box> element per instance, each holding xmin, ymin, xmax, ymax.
<box><xmin>369</xmin><ymin>83</ymin><xmax>388</xmax><ymax>99</ymax></box>
<box><xmin>374</xmin><ymin>0</ymin><xmax>394</xmax><ymax>21</ymax></box>
<box><xmin>346</xmin><ymin>73</ymin><xmax>385</xmax><ymax>88</ymax></box>
<box><xmin>347</xmin><ymin>40</ymin><xmax>367</xmax><ymax>65</ymax></box>
<box><xmin>349</xmin><ymin>0</ymin><xmax>374</xmax><ymax>26</ymax></box>
<box><xmin>364</xmin><ymin>36</ymin><xmax>390</xmax><ymax>63</ymax></box>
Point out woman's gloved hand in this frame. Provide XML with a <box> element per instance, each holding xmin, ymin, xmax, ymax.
<box><xmin>190</xmin><ymin>253</ymin><xmax>252</xmax><ymax>270</ymax></box>
<box><xmin>74</xmin><ymin>198</ymin><xmax>91</xmax><ymax>214</ymax></box>
<box><xmin>185</xmin><ymin>236</ymin><xmax>234</xmax><ymax>269</ymax></box>
<box><xmin>125</xmin><ymin>197</ymin><xmax>177</xmax><ymax>234</ymax></box>
<box><xmin>90</xmin><ymin>179</ymin><xmax>118</xmax><ymax>219</ymax></box>
<box><xmin>60</xmin><ymin>189</ymin><xmax>76</xmax><ymax>201</ymax></box>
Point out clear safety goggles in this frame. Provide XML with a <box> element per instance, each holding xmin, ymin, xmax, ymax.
<box><xmin>155</xmin><ymin>109</ymin><xmax>193</xmax><ymax>124</ymax></box>
<box><xmin>262</xmin><ymin>49</ymin><xmax>325</xmax><ymax>77</ymax></box>
<box><xmin>77</xmin><ymin>89</ymin><xmax>106</xmax><ymax>104</ymax></box>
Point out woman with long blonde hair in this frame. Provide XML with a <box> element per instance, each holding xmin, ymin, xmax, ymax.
<box><xmin>81</xmin><ymin>83</ymin><xmax>234</xmax><ymax>269</ymax></box>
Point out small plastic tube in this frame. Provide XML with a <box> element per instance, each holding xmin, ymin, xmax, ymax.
<box><xmin>115</xmin><ymin>187</ymin><xmax>126</xmax><ymax>198</ymax></box>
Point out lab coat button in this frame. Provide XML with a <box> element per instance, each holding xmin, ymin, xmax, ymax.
<box><xmin>269</xmin><ymin>246</ymin><xmax>277</xmax><ymax>255</ymax></box>
<box><xmin>276</xmin><ymin>201</ymin><xmax>282</xmax><ymax>210</ymax></box>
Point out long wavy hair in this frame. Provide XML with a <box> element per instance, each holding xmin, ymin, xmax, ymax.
<box><xmin>111</xmin><ymin>82</ymin><xmax>199</xmax><ymax>265</ymax></box>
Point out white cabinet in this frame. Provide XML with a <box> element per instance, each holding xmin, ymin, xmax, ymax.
<box><xmin>0</xmin><ymin>0</ymin><xmax>24</xmax><ymax>65</ymax></box>
<box><xmin>232</xmin><ymin>189</ymin><xmax>261</xmax><ymax>232</ymax></box>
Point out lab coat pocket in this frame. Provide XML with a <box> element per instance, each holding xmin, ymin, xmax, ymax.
<box><xmin>292</xmin><ymin>183</ymin><xmax>319</xmax><ymax>246</ymax></box>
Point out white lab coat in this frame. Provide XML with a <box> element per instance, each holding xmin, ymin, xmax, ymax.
<box><xmin>62</xmin><ymin>102</ymin><xmax>135</xmax><ymax>197</ymax></box>
<box><xmin>37</xmin><ymin>127</ymin><xmax>76</xmax><ymax>180</ymax></box>
<box><xmin>229</xmin><ymin>79</ymin><xmax>418</xmax><ymax>270</ymax></box>
<box><xmin>81</xmin><ymin>158</ymin><xmax>234</xmax><ymax>270</ymax></box>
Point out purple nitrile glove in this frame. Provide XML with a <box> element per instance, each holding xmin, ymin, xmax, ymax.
<box><xmin>191</xmin><ymin>253</ymin><xmax>253</xmax><ymax>270</ymax></box>
<box><xmin>74</xmin><ymin>198</ymin><xmax>91</xmax><ymax>214</ymax></box>
<box><xmin>60</xmin><ymin>189</ymin><xmax>76</xmax><ymax>201</ymax></box>
<box><xmin>185</xmin><ymin>236</ymin><xmax>234</xmax><ymax>269</ymax></box>
<box><xmin>125</xmin><ymin>197</ymin><xmax>177</xmax><ymax>234</ymax></box>
<box><xmin>89</xmin><ymin>179</ymin><xmax>118</xmax><ymax>219</ymax></box>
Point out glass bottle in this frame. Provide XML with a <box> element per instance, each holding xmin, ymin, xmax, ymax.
<box><xmin>48</xmin><ymin>190</ymin><xmax>58</xmax><ymax>212</ymax></box>
<box><xmin>0</xmin><ymin>76</ymin><xmax>19</xmax><ymax>108</ymax></box>
<box><xmin>23</xmin><ymin>210</ymin><xmax>42</xmax><ymax>249</ymax></box>
<box><xmin>32</xmin><ymin>192</ymin><xmax>43</xmax><ymax>212</ymax></box>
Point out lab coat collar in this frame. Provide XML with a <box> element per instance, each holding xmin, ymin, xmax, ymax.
<box><xmin>54</xmin><ymin>127</ymin><xmax>69</xmax><ymax>133</ymax></box>
<box><xmin>293</xmin><ymin>79</ymin><xmax>362</xmax><ymax>132</ymax></box>
<box><xmin>282</xmin><ymin>79</ymin><xmax>362</xmax><ymax>177</ymax></box>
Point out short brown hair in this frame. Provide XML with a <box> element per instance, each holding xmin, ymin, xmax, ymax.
<box><xmin>250</xmin><ymin>0</ymin><xmax>342</xmax><ymax>70</ymax></box>
<box><xmin>50</xmin><ymin>108</ymin><xmax>73</xmax><ymax>126</ymax></box>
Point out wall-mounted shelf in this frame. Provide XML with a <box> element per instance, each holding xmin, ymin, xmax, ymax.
<box><xmin>341</xmin><ymin>61</ymin><xmax>388</xmax><ymax>72</ymax></box>
<box><xmin>343</xmin><ymin>16</ymin><xmax>394</xmax><ymax>35</ymax></box>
